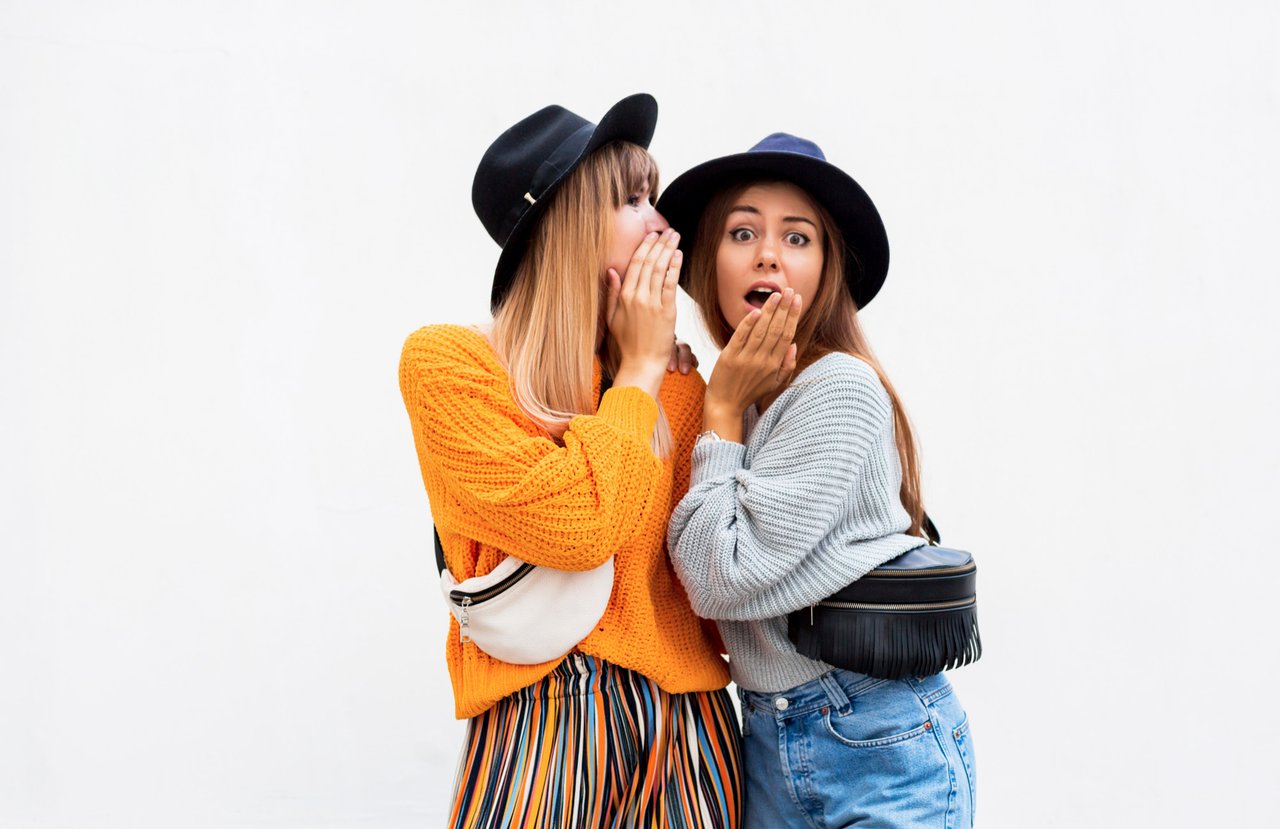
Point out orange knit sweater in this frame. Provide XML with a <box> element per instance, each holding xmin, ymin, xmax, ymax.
<box><xmin>399</xmin><ymin>324</ymin><xmax>731</xmax><ymax>719</ymax></box>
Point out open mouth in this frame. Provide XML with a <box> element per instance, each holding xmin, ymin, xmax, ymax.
<box><xmin>744</xmin><ymin>284</ymin><xmax>780</xmax><ymax>309</ymax></box>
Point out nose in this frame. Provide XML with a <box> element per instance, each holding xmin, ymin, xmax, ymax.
<box><xmin>754</xmin><ymin>240</ymin><xmax>780</xmax><ymax>272</ymax></box>
<box><xmin>647</xmin><ymin>204</ymin><xmax>670</xmax><ymax>234</ymax></box>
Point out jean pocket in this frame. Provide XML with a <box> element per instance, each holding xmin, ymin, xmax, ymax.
<box><xmin>822</xmin><ymin>709</ymin><xmax>936</xmax><ymax>749</ymax></box>
<box><xmin>952</xmin><ymin>714</ymin><xmax>976</xmax><ymax>825</ymax></box>
<box><xmin>813</xmin><ymin>707</ymin><xmax>952</xmax><ymax>819</ymax></box>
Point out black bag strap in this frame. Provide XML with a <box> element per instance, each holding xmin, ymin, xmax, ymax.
<box><xmin>433</xmin><ymin>370</ymin><xmax>614</xmax><ymax>575</ymax></box>
<box><xmin>433</xmin><ymin>526</ymin><xmax>447</xmax><ymax>575</ymax></box>
<box><xmin>923</xmin><ymin>512</ymin><xmax>941</xmax><ymax>545</ymax></box>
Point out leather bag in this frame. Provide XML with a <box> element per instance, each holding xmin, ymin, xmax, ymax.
<box><xmin>787</xmin><ymin>520</ymin><xmax>981</xmax><ymax>679</ymax></box>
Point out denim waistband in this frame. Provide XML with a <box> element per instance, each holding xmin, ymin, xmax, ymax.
<box><xmin>740</xmin><ymin>671</ymin><xmax>952</xmax><ymax>720</ymax></box>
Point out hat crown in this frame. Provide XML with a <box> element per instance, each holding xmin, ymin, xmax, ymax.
<box><xmin>472</xmin><ymin>106</ymin><xmax>593</xmax><ymax>247</ymax></box>
<box><xmin>748</xmin><ymin>132</ymin><xmax>827</xmax><ymax>161</ymax></box>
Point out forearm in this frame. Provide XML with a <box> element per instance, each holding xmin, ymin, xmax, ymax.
<box><xmin>409</xmin><ymin>380</ymin><xmax>665</xmax><ymax>570</ymax></box>
<box><xmin>670</xmin><ymin>439</ymin><xmax>838</xmax><ymax>616</ymax></box>
<box><xmin>431</xmin><ymin>412</ymin><xmax>665</xmax><ymax>570</ymax></box>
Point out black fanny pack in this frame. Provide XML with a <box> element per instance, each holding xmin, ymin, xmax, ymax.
<box><xmin>786</xmin><ymin>527</ymin><xmax>981</xmax><ymax>679</ymax></box>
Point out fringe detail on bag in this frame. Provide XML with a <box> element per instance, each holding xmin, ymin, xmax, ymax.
<box><xmin>788</xmin><ymin>605</ymin><xmax>982</xmax><ymax>680</ymax></box>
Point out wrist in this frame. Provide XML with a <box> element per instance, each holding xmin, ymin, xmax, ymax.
<box><xmin>613</xmin><ymin>361</ymin><xmax>666</xmax><ymax>401</ymax></box>
<box><xmin>703</xmin><ymin>395</ymin><xmax>740</xmax><ymax>423</ymax></box>
<box><xmin>701</xmin><ymin>400</ymin><xmax>744</xmax><ymax>444</ymax></box>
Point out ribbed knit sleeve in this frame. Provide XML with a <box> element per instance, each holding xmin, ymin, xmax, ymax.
<box><xmin>667</xmin><ymin>353</ymin><xmax>907</xmax><ymax>622</ymax></box>
<box><xmin>400</xmin><ymin>325</ymin><xmax>665</xmax><ymax>572</ymax></box>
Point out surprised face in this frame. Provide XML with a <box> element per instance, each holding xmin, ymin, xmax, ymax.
<box><xmin>715</xmin><ymin>182</ymin><xmax>824</xmax><ymax>331</ymax></box>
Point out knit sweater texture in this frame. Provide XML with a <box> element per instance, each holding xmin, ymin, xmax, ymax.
<box><xmin>400</xmin><ymin>324</ymin><xmax>730</xmax><ymax>719</ymax></box>
<box><xmin>667</xmin><ymin>352</ymin><xmax>927</xmax><ymax>693</ymax></box>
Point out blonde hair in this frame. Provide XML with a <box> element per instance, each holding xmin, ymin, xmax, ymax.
<box><xmin>489</xmin><ymin>141</ymin><xmax>672</xmax><ymax>457</ymax></box>
<box><xmin>684</xmin><ymin>180</ymin><xmax>928</xmax><ymax>537</ymax></box>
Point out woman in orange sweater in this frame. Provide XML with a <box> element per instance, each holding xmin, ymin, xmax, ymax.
<box><xmin>399</xmin><ymin>94</ymin><xmax>740</xmax><ymax>828</ymax></box>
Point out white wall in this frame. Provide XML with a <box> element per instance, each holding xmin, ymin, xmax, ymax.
<box><xmin>3</xmin><ymin>1</ymin><xmax>1277</xmax><ymax>826</ymax></box>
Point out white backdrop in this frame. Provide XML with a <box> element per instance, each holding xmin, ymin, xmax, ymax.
<box><xmin>3</xmin><ymin>1</ymin><xmax>1278</xmax><ymax>827</ymax></box>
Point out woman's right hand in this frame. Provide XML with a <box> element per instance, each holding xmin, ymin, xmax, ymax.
<box><xmin>605</xmin><ymin>229</ymin><xmax>682</xmax><ymax>398</ymax></box>
<box><xmin>702</xmin><ymin>288</ymin><xmax>802</xmax><ymax>442</ymax></box>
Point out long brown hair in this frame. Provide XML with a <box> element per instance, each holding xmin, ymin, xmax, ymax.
<box><xmin>489</xmin><ymin>141</ymin><xmax>672</xmax><ymax>456</ymax></box>
<box><xmin>684</xmin><ymin>180</ymin><xmax>927</xmax><ymax>536</ymax></box>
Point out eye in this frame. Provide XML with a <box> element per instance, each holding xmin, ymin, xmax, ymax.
<box><xmin>625</xmin><ymin>194</ymin><xmax>643</xmax><ymax>207</ymax></box>
<box><xmin>784</xmin><ymin>231</ymin><xmax>810</xmax><ymax>246</ymax></box>
<box><xmin>730</xmin><ymin>227</ymin><xmax>756</xmax><ymax>243</ymax></box>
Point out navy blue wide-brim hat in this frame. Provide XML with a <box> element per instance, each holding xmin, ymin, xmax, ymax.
<box><xmin>656</xmin><ymin>133</ymin><xmax>890</xmax><ymax>309</ymax></box>
<box><xmin>472</xmin><ymin>93</ymin><xmax>658</xmax><ymax>311</ymax></box>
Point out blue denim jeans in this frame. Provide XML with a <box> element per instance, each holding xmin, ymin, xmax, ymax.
<box><xmin>739</xmin><ymin>671</ymin><xmax>975</xmax><ymax>829</ymax></box>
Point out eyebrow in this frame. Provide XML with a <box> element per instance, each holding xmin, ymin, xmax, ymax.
<box><xmin>727</xmin><ymin>205</ymin><xmax>818</xmax><ymax>229</ymax></box>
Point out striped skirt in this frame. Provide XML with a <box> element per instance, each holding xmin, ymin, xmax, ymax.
<box><xmin>449</xmin><ymin>654</ymin><xmax>743</xmax><ymax>828</ymax></box>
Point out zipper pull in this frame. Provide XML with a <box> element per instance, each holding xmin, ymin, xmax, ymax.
<box><xmin>809</xmin><ymin>604</ymin><xmax>815</xmax><ymax>625</ymax></box>
<box><xmin>459</xmin><ymin>596</ymin><xmax>472</xmax><ymax>644</ymax></box>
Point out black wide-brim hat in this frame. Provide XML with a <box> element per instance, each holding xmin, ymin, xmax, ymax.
<box><xmin>472</xmin><ymin>93</ymin><xmax>658</xmax><ymax>311</ymax></box>
<box><xmin>656</xmin><ymin>133</ymin><xmax>889</xmax><ymax>309</ymax></box>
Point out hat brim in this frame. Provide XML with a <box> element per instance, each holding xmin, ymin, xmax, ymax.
<box><xmin>656</xmin><ymin>151</ymin><xmax>889</xmax><ymax>309</ymax></box>
<box><xmin>489</xmin><ymin>93</ymin><xmax>658</xmax><ymax>311</ymax></box>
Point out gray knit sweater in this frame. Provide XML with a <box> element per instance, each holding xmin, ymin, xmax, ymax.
<box><xmin>667</xmin><ymin>352</ymin><xmax>927</xmax><ymax>692</ymax></box>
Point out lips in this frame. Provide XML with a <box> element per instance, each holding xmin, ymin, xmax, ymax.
<box><xmin>744</xmin><ymin>280</ymin><xmax>782</xmax><ymax>309</ymax></box>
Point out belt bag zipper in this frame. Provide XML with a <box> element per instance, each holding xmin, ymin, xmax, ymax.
<box><xmin>816</xmin><ymin>597</ymin><xmax>977</xmax><ymax>612</ymax></box>
<box><xmin>449</xmin><ymin>561</ymin><xmax>536</xmax><ymax>605</ymax></box>
<box><xmin>866</xmin><ymin>563</ymin><xmax>975</xmax><ymax>578</ymax></box>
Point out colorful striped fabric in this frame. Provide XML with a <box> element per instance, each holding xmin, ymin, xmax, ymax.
<box><xmin>449</xmin><ymin>654</ymin><xmax>743</xmax><ymax>828</ymax></box>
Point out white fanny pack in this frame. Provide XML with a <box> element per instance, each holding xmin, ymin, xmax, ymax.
<box><xmin>438</xmin><ymin>550</ymin><xmax>615</xmax><ymax>665</ymax></box>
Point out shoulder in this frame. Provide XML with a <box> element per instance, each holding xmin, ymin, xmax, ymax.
<box><xmin>658</xmin><ymin>366</ymin><xmax>706</xmax><ymax>406</ymax></box>
<box><xmin>399</xmin><ymin>325</ymin><xmax>507</xmax><ymax>409</ymax></box>
<box><xmin>401</xmin><ymin>324</ymin><xmax>500</xmax><ymax>375</ymax></box>
<box><xmin>789</xmin><ymin>352</ymin><xmax>890</xmax><ymax>410</ymax></box>
<box><xmin>764</xmin><ymin>353</ymin><xmax>893</xmax><ymax>437</ymax></box>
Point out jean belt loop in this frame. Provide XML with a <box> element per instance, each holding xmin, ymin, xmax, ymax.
<box><xmin>819</xmin><ymin>673</ymin><xmax>852</xmax><ymax>715</ymax></box>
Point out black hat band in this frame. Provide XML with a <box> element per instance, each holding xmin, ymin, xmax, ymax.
<box><xmin>498</xmin><ymin>123</ymin><xmax>595</xmax><ymax>244</ymax></box>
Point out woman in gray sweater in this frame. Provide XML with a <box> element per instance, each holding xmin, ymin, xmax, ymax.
<box><xmin>660</xmin><ymin>134</ymin><xmax>975</xmax><ymax>829</ymax></box>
